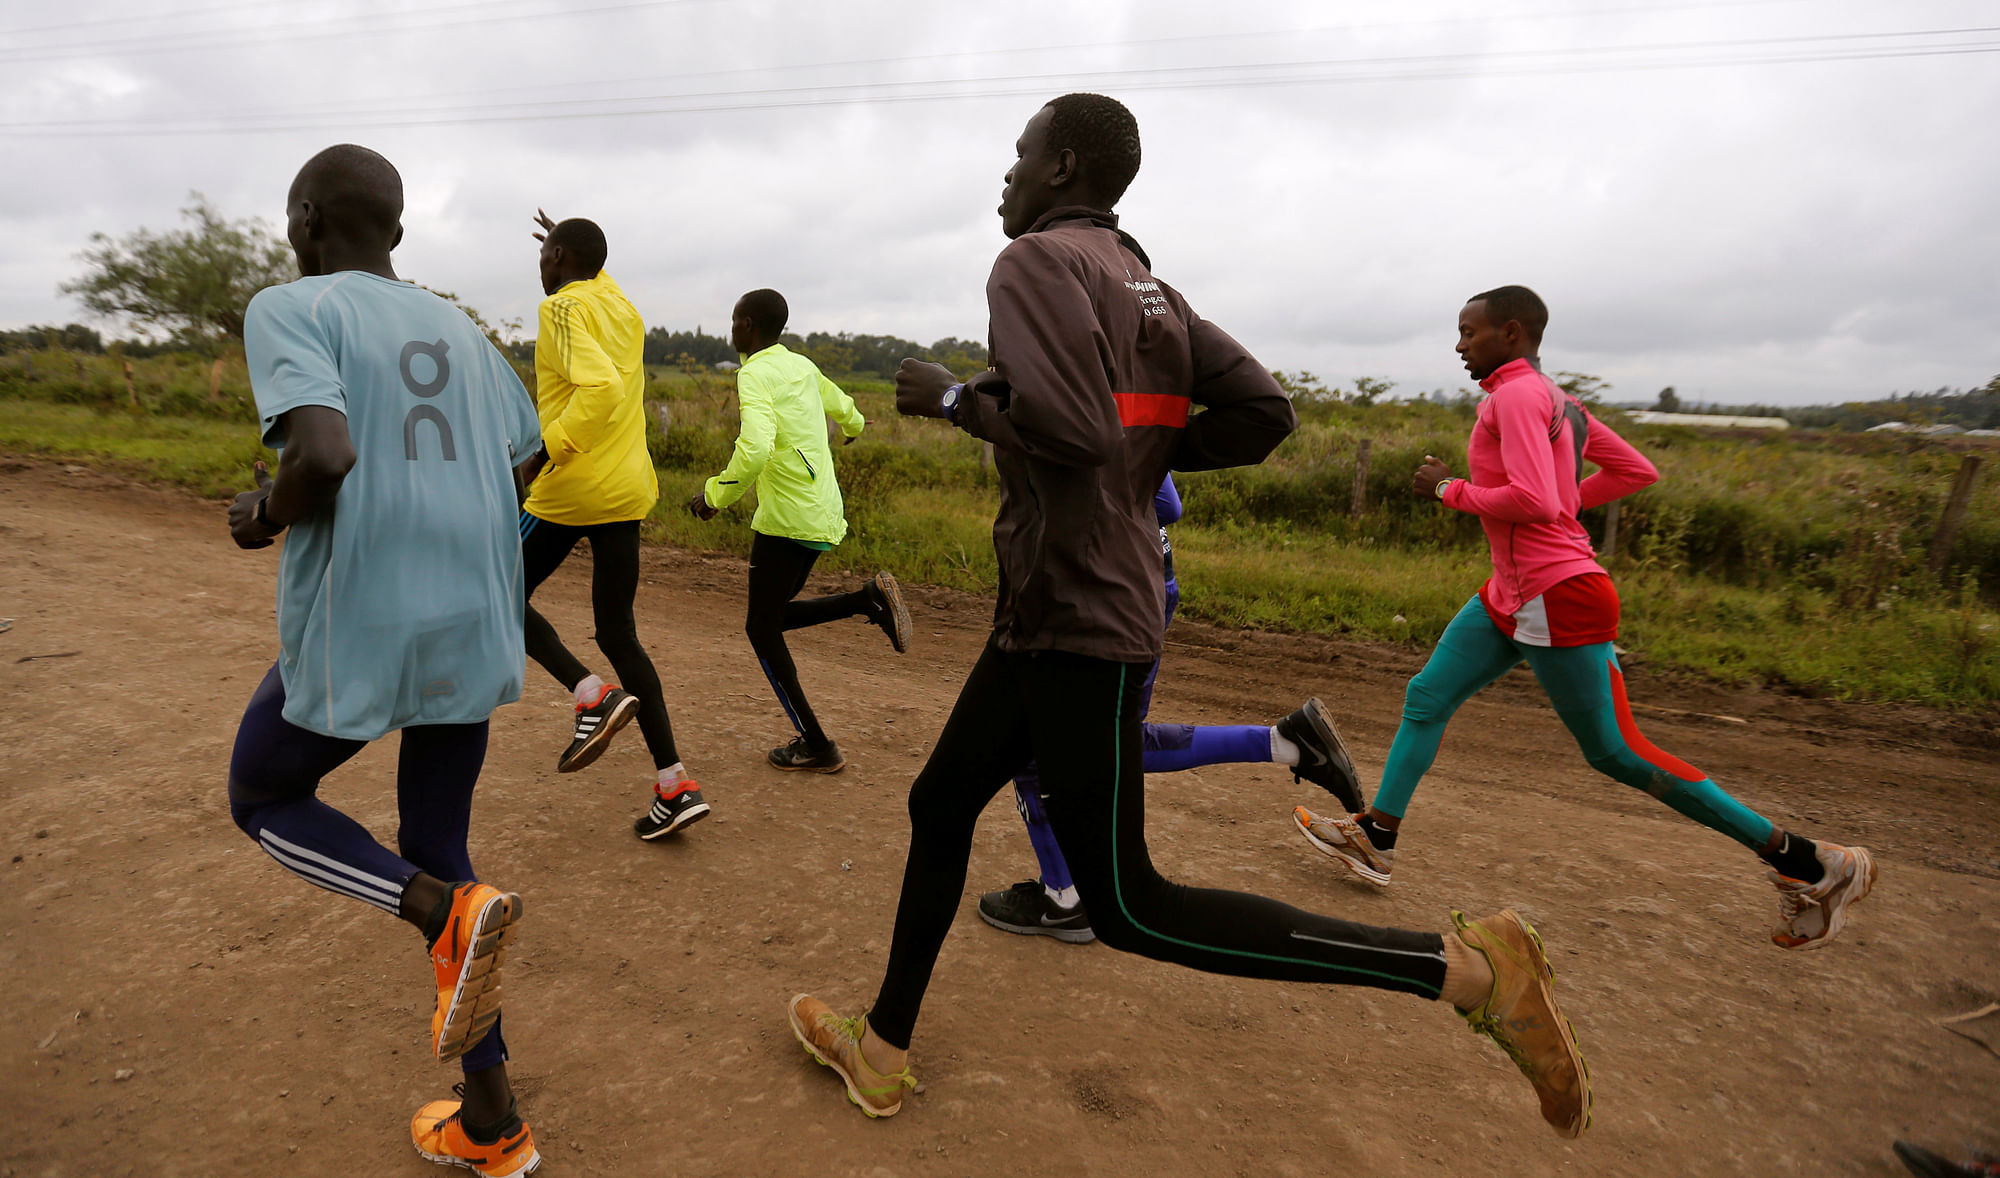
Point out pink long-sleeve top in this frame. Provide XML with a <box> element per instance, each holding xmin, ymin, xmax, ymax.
<box><xmin>1440</xmin><ymin>357</ymin><xmax>1659</xmax><ymax>616</ymax></box>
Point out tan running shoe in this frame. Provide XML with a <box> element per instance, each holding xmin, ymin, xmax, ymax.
<box><xmin>1452</xmin><ymin>909</ymin><xmax>1592</xmax><ymax>1139</ymax></box>
<box><xmin>786</xmin><ymin>994</ymin><xmax>917</xmax><ymax>1118</ymax></box>
<box><xmin>1293</xmin><ymin>806</ymin><xmax>1394</xmax><ymax>885</ymax></box>
<box><xmin>1771</xmin><ymin>841</ymin><xmax>1876</xmax><ymax>950</ymax></box>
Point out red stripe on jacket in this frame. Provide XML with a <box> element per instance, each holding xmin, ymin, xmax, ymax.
<box><xmin>1114</xmin><ymin>393</ymin><xmax>1189</xmax><ymax>428</ymax></box>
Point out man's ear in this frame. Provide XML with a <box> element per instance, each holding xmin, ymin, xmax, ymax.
<box><xmin>390</xmin><ymin>222</ymin><xmax>404</xmax><ymax>251</ymax></box>
<box><xmin>299</xmin><ymin>200</ymin><xmax>323</xmax><ymax>240</ymax></box>
<box><xmin>1050</xmin><ymin>147</ymin><xmax>1079</xmax><ymax>189</ymax></box>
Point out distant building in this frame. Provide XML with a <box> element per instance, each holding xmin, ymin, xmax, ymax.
<box><xmin>714</xmin><ymin>360</ymin><xmax>740</xmax><ymax>372</ymax></box>
<box><xmin>1628</xmin><ymin>410</ymin><xmax>1789</xmax><ymax>430</ymax></box>
<box><xmin>1867</xmin><ymin>421</ymin><xmax>1967</xmax><ymax>435</ymax></box>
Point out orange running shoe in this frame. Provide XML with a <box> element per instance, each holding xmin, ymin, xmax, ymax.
<box><xmin>430</xmin><ymin>883</ymin><xmax>522</xmax><ymax>1063</ymax></box>
<box><xmin>411</xmin><ymin>1089</ymin><xmax>541</xmax><ymax>1176</ymax></box>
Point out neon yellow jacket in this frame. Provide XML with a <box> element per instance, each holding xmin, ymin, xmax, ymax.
<box><xmin>523</xmin><ymin>271</ymin><xmax>659</xmax><ymax>526</ymax></box>
<box><xmin>703</xmin><ymin>343</ymin><xmax>864</xmax><ymax>545</ymax></box>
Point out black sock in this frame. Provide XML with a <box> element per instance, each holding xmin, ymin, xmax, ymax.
<box><xmin>1761</xmin><ymin>834</ymin><xmax>1823</xmax><ymax>884</ymax></box>
<box><xmin>420</xmin><ymin>884</ymin><xmax>459</xmax><ymax>950</ymax></box>
<box><xmin>1357</xmin><ymin>814</ymin><xmax>1398</xmax><ymax>850</ymax></box>
<box><xmin>459</xmin><ymin>1100</ymin><xmax>520</xmax><ymax>1145</ymax></box>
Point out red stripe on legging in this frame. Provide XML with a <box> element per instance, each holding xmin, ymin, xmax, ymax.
<box><xmin>1114</xmin><ymin>393</ymin><xmax>1190</xmax><ymax>428</ymax></box>
<box><xmin>1606</xmin><ymin>660</ymin><xmax>1705</xmax><ymax>782</ymax></box>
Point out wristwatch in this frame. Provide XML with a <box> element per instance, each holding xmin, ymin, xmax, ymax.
<box><xmin>939</xmin><ymin>383</ymin><xmax>963</xmax><ymax>422</ymax></box>
<box><xmin>1434</xmin><ymin>478</ymin><xmax>1454</xmax><ymax>500</ymax></box>
<box><xmin>254</xmin><ymin>495</ymin><xmax>284</xmax><ymax>531</ymax></box>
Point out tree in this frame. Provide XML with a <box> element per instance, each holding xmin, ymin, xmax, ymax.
<box><xmin>1350</xmin><ymin>376</ymin><xmax>1395</xmax><ymax>407</ymax></box>
<box><xmin>1554</xmin><ymin>371</ymin><xmax>1611</xmax><ymax>406</ymax></box>
<box><xmin>59</xmin><ymin>193</ymin><xmax>296</xmax><ymax>352</ymax></box>
<box><xmin>1654</xmin><ymin>386</ymin><xmax>1680</xmax><ymax>413</ymax></box>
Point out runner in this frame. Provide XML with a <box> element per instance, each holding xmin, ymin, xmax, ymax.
<box><xmin>980</xmin><ymin>473</ymin><xmax>1362</xmax><ymax>942</ymax></box>
<box><xmin>521</xmin><ymin>210</ymin><xmax>707</xmax><ymax>841</ymax></box>
<box><xmin>1292</xmin><ymin>285</ymin><xmax>1876</xmax><ymax>952</ymax></box>
<box><xmin>224</xmin><ymin>144</ymin><xmax>541</xmax><ymax>1175</ymax></box>
<box><xmin>785</xmin><ymin>95</ymin><xmax>1592</xmax><ymax>1139</ymax></box>
<box><xmin>689</xmin><ymin>287</ymin><xmax>912</xmax><ymax>774</ymax></box>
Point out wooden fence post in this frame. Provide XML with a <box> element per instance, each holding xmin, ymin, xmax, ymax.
<box><xmin>124</xmin><ymin>360</ymin><xmax>137</xmax><ymax>408</ymax></box>
<box><xmin>209</xmin><ymin>356</ymin><xmax>226</xmax><ymax>402</ymax></box>
<box><xmin>1601</xmin><ymin>500</ymin><xmax>1622</xmax><ymax>559</ymax></box>
<box><xmin>979</xmin><ymin>441</ymin><xmax>994</xmax><ymax>484</ymax></box>
<box><xmin>1350</xmin><ymin>438</ymin><xmax>1372</xmax><ymax>517</ymax></box>
<box><xmin>1927</xmin><ymin>454</ymin><xmax>1984</xmax><ymax>576</ymax></box>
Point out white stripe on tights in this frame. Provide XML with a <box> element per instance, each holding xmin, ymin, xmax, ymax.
<box><xmin>258</xmin><ymin>835</ymin><xmax>403</xmax><ymax>911</ymax></box>
<box><xmin>260</xmin><ymin>844</ymin><xmax>401</xmax><ymax>913</ymax></box>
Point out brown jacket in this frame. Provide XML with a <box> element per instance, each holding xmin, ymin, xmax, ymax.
<box><xmin>953</xmin><ymin>207</ymin><xmax>1296</xmax><ymax>663</ymax></box>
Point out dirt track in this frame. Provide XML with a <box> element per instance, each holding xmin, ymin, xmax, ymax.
<box><xmin>3</xmin><ymin>457</ymin><xmax>1997</xmax><ymax>1178</ymax></box>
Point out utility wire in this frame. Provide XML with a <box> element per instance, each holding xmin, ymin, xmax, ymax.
<box><xmin>0</xmin><ymin>0</ymin><xmax>712</xmax><ymax>62</ymax></box>
<box><xmin>37</xmin><ymin>0</ymin><xmax>1827</xmax><ymax>121</ymax></box>
<box><xmin>4</xmin><ymin>24</ymin><xmax>1992</xmax><ymax>136</ymax></box>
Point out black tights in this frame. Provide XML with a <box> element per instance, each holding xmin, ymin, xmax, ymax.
<box><xmin>866</xmin><ymin>640</ymin><xmax>1448</xmax><ymax>1050</ymax></box>
<box><xmin>746</xmin><ymin>531</ymin><xmax>876</xmax><ymax>751</ymax></box>
<box><xmin>520</xmin><ymin>514</ymin><xmax>679</xmax><ymax>770</ymax></box>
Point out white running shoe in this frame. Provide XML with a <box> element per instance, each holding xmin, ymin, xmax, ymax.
<box><xmin>1770</xmin><ymin>841</ymin><xmax>1876</xmax><ymax>950</ymax></box>
<box><xmin>1293</xmin><ymin>806</ymin><xmax>1394</xmax><ymax>885</ymax></box>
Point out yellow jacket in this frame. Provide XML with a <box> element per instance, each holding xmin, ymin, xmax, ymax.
<box><xmin>523</xmin><ymin>271</ymin><xmax>659</xmax><ymax>526</ymax></box>
<box><xmin>703</xmin><ymin>343</ymin><xmax>864</xmax><ymax>545</ymax></box>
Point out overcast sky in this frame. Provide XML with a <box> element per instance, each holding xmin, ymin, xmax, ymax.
<box><xmin>4</xmin><ymin>0</ymin><xmax>1996</xmax><ymax>405</ymax></box>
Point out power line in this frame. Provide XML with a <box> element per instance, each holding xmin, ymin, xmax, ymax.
<box><xmin>4</xmin><ymin>24</ymin><xmax>1992</xmax><ymax>137</ymax></box>
<box><xmin>0</xmin><ymin>0</ymin><xmax>713</xmax><ymax>63</ymax></box>
<box><xmin>38</xmin><ymin>0</ymin><xmax>1822</xmax><ymax>122</ymax></box>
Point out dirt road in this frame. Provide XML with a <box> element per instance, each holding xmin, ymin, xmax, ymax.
<box><xmin>4</xmin><ymin>458</ymin><xmax>1996</xmax><ymax>1178</ymax></box>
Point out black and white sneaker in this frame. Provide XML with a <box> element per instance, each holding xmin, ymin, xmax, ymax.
<box><xmin>1276</xmin><ymin>697</ymin><xmax>1363</xmax><ymax>813</ymax></box>
<box><xmin>634</xmin><ymin>782</ymin><xmax>710</xmax><ymax>840</ymax></box>
<box><xmin>864</xmin><ymin>572</ymin><xmax>912</xmax><ymax>654</ymax></box>
<box><xmin>976</xmin><ymin>880</ymin><xmax>1094</xmax><ymax>944</ymax></box>
<box><xmin>558</xmin><ymin>686</ymin><xmax>640</xmax><ymax>774</ymax></box>
<box><xmin>768</xmin><ymin>737</ymin><xmax>846</xmax><ymax>774</ymax></box>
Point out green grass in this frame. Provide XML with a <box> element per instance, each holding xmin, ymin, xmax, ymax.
<box><xmin>5</xmin><ymin>361</ymin><xmax>1996</xmax><ymax>709</ymax></box>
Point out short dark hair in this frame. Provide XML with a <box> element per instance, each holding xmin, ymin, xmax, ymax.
<box><xmin>737</xmin><ymin>288</ymin><xmax>788</xmax><ymax>338</ymax></box>
<box><xmin>292</xmin><ymin>144</ymin><xmax>402</xmax><ymax>240</ymax></box>
<box><xmin>1043</xmin><ymin>93</ymin><xmax>1141</xmax><ymax>205</ymax></box>
<box><xmin>546</xmin><ymin>218</ymin><xmax>607</xmax><ymax>273</ymax></box>
<box><xmin>1469</xmin><ymin>285</ymin><xmax>1549</xmax><ymax>341</ymax></box>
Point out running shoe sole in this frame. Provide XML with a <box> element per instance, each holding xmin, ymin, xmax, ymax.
<box><xmin>1293</xmin><ymin>808</ymin><xmax>1392</xmax><ymax>886</ymax></box>
<box><xmin>787</xmin><ymin>995</ymin><xmax>904</xmax><ymax>1118</ymax></box>
<box><xmin>976</xmin><ymin>904</ymin><xmax>1096</xmax><ymax>944</ymax></box>
<box><xmin>875</xmin><ymin>571</ymin><xmax>912</xmax><ymax>654</ymax></box>
<box><xmin>435</xmin><ymin>892</ymin><xmax>523</xmax><ymax>1063</ymax></box>
<box><xmin>557</xmin><ymin>692</ymin><xmax>640</xmax><ymax>774</ymax></box>
<box><xmin>636</xmin><ymin>800</ymin><xmax>711</xmax><ymax>841</ymax></box>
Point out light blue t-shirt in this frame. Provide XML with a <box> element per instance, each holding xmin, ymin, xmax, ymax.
<box><xmin>245</xmin><ymin>271</ymin><xmax>542</xmax><ymax>740</ymax></box>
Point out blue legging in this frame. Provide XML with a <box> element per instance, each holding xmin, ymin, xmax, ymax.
<box><xmin>227</xmin><ymin>664</ymin><xmax>506</xmax><ymax>1072</ymax></box>
<box><xmin>1372</xmin><ymin>596</ymin><xmax>1774</xmax><ymax>851</ymax></box>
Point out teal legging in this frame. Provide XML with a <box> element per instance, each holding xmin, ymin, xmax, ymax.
<box><xmin>1372</xmin><ymin>595</ymin><xmax>1774</xmax><ymax>851</ymax></box>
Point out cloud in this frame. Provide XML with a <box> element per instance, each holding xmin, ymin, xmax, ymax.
<box><xmin>3</xmin><ymin>0</ymin><xmax>1996</xmax><ymax>403</ymax></box>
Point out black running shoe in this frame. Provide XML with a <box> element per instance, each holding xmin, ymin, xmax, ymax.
<box><xmin>1894</xmin><ymin>1141</ymin><xmax>2000</xmax><ymax>1178</ymax></box>
<box><xmin>768</xmin><ymin>738</ymin><xmax>846</xmax><ymax>774</ymax></box>
<box><xmin>976</xmin><ymin>880</ymin><xmax>1094</xmax><ymax>944</ymax></box>
<box><xmin>1276</xmin><ymin>697</ymin><xmax>1363</xmax><ymax>813</ymax></box>
<box><xmin>865</xmin><ymin>572</ymin><xmax>912</xmax><ymax>654</ymax></box>
<box><xmin>558</xmin><ymin>686</ymin><xmax>640</xmax><ymax>774</ymax></box>
<box><xmin>634</xmin><ymin>782</ymin><xmax>711</xmax><ymax>840</ymax></box>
